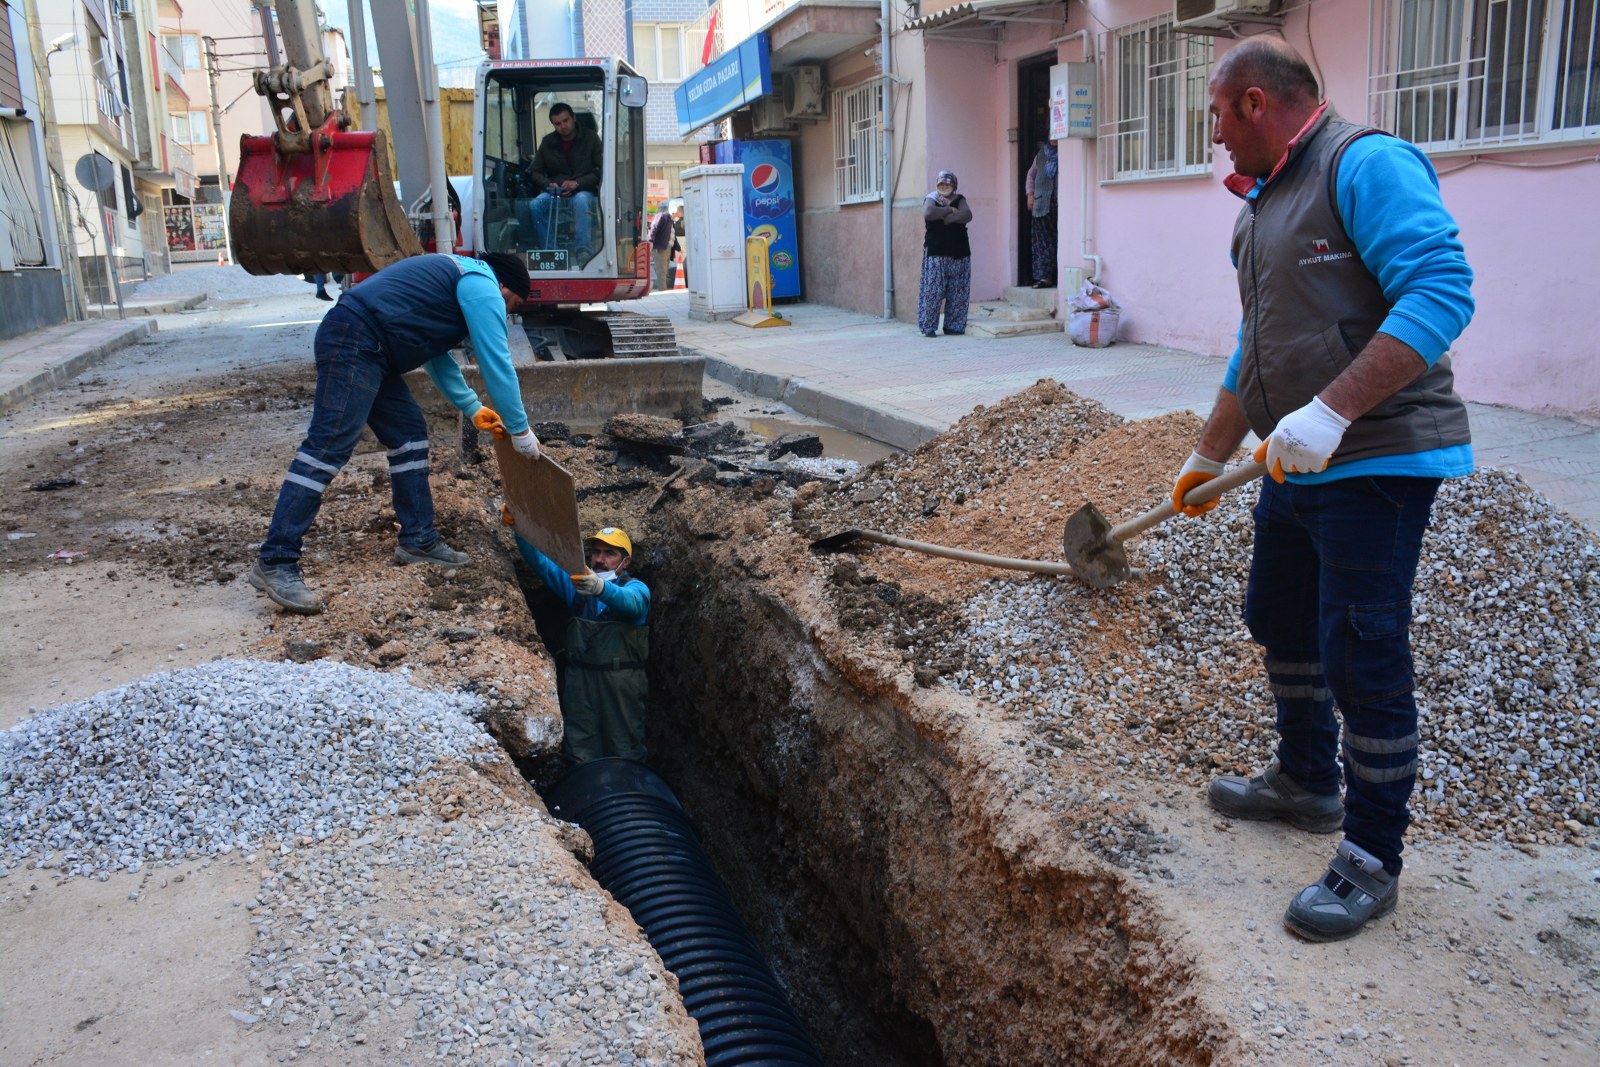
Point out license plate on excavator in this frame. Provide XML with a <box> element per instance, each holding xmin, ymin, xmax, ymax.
<box><xmin>530</xmin><ymin>249</ymin><xmax>570</xmax><ymax>272</ymax></box>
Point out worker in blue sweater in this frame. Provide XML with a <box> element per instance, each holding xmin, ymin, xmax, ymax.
<box><xmin>1174</xmin><ymin>38</ymin><xmax>1474</xmax><ymax>942</ymax></box>
<box><xmin>514</xmin><ymin>525</ymin><xmax>651</xmax><ymax>765</ymax></box>
<box><xmin>251</xmin><ymin>252</ymin><xmax>540</xmax><ymax>615</ymax></box>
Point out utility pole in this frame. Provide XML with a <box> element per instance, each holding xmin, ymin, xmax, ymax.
<box><xmin>202</xmin><ymin>35</ymin><xmax>235</xmax><ymax>265</ymax></box>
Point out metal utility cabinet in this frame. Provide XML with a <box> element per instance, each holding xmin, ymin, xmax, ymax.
<box><xmin>682</xmin><ymin>165</ymin><xmax>747</xmax><ymax>322</ymax></box>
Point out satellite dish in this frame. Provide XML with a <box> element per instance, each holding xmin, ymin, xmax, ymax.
<box><xmin>74</xmin><ymin>153</ymin><xmax>117</xmax><ymax>195</ymax></box>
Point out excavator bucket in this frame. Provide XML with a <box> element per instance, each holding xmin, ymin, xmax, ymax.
<box><xmin>230</xmin><ymin>124</ymin><xmax>423</xmax><ymax>276</ymax></box>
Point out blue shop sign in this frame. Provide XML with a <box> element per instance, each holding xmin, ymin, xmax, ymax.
<box><xmin>674</xmin><ymin>34</ymin><xmax>773</xmax><ymax>137</ymax></box>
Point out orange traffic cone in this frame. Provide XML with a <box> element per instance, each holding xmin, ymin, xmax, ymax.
<box><xmin>217</xmin><ymin>250</ymin><xmax>225</xmax><ymax>267</ymax></box>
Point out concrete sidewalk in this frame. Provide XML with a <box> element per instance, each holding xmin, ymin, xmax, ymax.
<box><xmin>634</xmin><ymin>290</ymin><xmax>1600</xmax><ymax>531</ymax></box>
<box><xmin>0</xmin><ymin>317</ymin><xmax>156</xmax><ymax>418</ymax></box>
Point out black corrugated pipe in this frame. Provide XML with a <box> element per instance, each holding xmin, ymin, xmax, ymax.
<box><xmin>546</xmin><ymin>758</ymin><xmax>825</xmax><ymax>1066</ymax></box>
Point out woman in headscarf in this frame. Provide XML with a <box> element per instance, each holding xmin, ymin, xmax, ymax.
<box><xmin>918</xmin><ymin>170</ymin><xmax>973</xmax><ymax>337</ymax></box>
<box><xmin>1025</xmin><ymin>139</ymin><xmax>1058</xmax><ymax>288</ymax></box>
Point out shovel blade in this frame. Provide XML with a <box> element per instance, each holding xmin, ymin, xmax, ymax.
<box><xmin>1062</xmin><ymin>503</ymin><xmax>1130</xmax><ymax>589</ymax></box>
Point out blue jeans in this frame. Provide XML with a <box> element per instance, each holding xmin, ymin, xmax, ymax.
<box><xmin>525</xmin><ymin>190</ymin><xmax>599</xmax><ymax>259</ymax></box>
<box><xmin>259</xmin><ymin>307</ymin><xmax>437</xmax><ymax>564</ymax></box>
<box><xmin>1243</xmin><ymin>475</ymin><xmax>1442</xmax><ymax>876</ymax></box>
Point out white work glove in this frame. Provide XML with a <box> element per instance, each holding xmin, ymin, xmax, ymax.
<box><xmin>509</xmin><ymin>429</ymin><xmax>540</xmax><ymax>459</ymax></box>
<box><xmin>572</xmin><ymin>571</ymin><xmax>605</xmax><ymax>596</ymax></box>
<box><xmin>1171</xmin><ymin>451</ymin><xmax>1227</xmax><ymax>517</ymax></box>
<box><xmin>1254</xmin><ymin>396</ymin><xmax>1350</xmax><ymax>484</ymax></box>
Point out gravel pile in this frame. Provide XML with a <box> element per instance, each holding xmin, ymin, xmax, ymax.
<box><xmin>929</xmin><ymin>469</ymin><xmax>1600</xmax><ymax>847</ymax></box>
<box><xmin>244</xmin><ymin>817</ymin><xmax>698</xmax><ymax>1064</ymax></box>
<box><xmin>1</xmin><ymin>659</ymin><xmax>497</xmax><ymax>879</ymax></box>
<box><xmin>129</xmin><ymin>264</ymin><xmax>312</xmax><ymax>303</ymax></box>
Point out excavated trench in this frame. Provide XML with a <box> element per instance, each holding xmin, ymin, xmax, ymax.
<box><xmin>511</xmin><ymin>498</ymin><xmax>1227</xmax><ymax>1067</ymax></box>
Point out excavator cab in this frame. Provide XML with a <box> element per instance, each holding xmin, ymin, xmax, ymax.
<box><xmin>475</xmin><ymin>59</ymin><xmax>650</xmax><ymax>304</ymax></box>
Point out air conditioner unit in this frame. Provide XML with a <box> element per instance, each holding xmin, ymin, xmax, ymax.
<box><xmin>116</xmin><ymin>0</ymin><xmax>136</xmax><ymax>18</ymax></box>
<box><xmin>1173</xmin><ymin>0</ymin><xmax>1276</xmax><ymax>31</ymax></box>
<box><xmin>751</xmin><ymin>95</ymin><xmax>791</xmax><ymax>134</ymax></box>
<box><xmin>782</xmin><ymin>66</ymin><xmax>825</xmax><ymax>121</ymax></box>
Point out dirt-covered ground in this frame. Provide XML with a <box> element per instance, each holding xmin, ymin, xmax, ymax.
<box><xmin>3</xmin><ymin>284</ymin><xmax>1598</xmax><ymax>1065</ymax></box>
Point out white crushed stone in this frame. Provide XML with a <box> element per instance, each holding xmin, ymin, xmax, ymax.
<box><xmin>931</xmin><ymin>469</ymin><xmax>1600</xmax><ymax>847</ymax></box>
<box><xmin>0</xmin><ymin>659</ymin><xmax>497</xmax><ymax>879</ymax></box>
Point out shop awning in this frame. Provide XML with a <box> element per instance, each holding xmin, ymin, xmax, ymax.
<box><xmin>905</xmin><ymin>0</ymin><xmax>1066</xmax><ymax>38</ymax></box>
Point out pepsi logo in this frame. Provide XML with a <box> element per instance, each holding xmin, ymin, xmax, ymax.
<box><xmin>749</xmin><ymin>163</ymin><xmax>781</xmax><ymax>193</ymax></box>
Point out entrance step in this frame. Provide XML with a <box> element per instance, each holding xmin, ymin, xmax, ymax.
<box><xmin>999</xmin><ymin>285</ymin><xmax>1058</xmax><ymax>312</ymax></box>
<box><xmin>962</xmin><ymin>300</ymin><xmax>1063</xmax><ymax>339</ymax></box>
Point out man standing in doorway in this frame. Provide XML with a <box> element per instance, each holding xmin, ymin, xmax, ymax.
<box><xmin>1174</xmin><ymin>38</ymin><xmax>1474</xmax><ymax>941</ymax></box>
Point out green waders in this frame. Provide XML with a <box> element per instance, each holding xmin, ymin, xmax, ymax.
<box><xmin>561</xmin><ymin>613</ymin><xmax>649</xmax><ymax>764</ymax></box>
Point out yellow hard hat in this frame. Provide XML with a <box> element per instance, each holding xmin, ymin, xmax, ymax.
<box><xmin>585</xmin><ymin>526</ymin><xmax>633</xmax><ymax>557</ymax></box>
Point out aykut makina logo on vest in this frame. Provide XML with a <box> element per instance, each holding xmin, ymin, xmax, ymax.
<box><xmin>1299</xmin><ymin>237</ymin><xmax>1354</xmax><ymax>267</ymax></box>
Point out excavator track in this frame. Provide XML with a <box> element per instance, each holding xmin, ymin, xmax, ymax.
<box><xmin>524</xmin><ymin>309</ymin><xmax>681</xmax><ymax>360</ymax></box>
<box><xmin>590</xmin><ymin>311</ymin><xmax>680</xmax><ymax>359</ymax></box>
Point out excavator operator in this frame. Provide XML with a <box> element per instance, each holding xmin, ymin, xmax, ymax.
<box><xmin>249</xmin><ymin>252</ymin><xmax>540</xmax><ymax>616</ymax></box>
<box><xmin>523</xmin><ymin>101</ymin><xmax>603</xmax><ymax>261</ymax></box>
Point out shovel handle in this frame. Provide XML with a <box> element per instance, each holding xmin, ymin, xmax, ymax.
<box><xmin>845</xmin><ymin>530</ymin><xmax>1082</xmax><ymax>576</ymax></box>
<box><xmin>1109</xmin><ymin>460</ymin><xmax>1267</xmax><ymax>544</ymax></box>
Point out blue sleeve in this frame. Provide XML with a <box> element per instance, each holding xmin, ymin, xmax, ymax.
<box><xmin>423</xmin><ymin>355</ymin><xmax>482</xmax><ymax>417</ymax></box>
<box><xmin>457</xmin><ymin>269</ymin><xmax>532</xmax><ymax>435</ymax></box>
<box><xmin>515</xmin><ymin>534</ymin><xmax>578</xmax><ymax>611</ymax></box>
<box><xmin>597</xmin><ymin>577</ymin><xmax>650</xmax><ymax>626</ymax></box>
<box><xmin>1335</xmin><ymin>137</ymin><xmax>1474</xmax><ymax>366</ymax></box>
<box><xmin>1222</xmin><ymin>324</ymin><xmax>1243</xmax><ymax>393</ymax></box>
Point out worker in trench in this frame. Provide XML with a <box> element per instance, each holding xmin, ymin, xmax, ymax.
<box><xmin>1173</xmin><ymin>38</ymin><xmax>1474</xmax><ymax>942</ymax></box>
<box><xmin>249</xmin><ymin>252</ymin><xmax>541</xmax><ymax>615</ymax></box>
<box><xmin>509</xmin><ymin>521</ymin><xmax>651</xmax><ymax>765</ymax></box>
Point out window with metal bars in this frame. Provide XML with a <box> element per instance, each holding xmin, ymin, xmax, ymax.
<box><xmin>832</xmin><ymin>81</ymin><xmax>882</xmax><ymax>205</ymax></box>
<box><xmin>1371</xmin><ymin>0</ymin><xmax>1598</xmax><ymax>148</ymax></box>
<box><xmin>1098</xmin><ymin>17</ymin><xmax>1213</xmax><ymax>181</ymax></box>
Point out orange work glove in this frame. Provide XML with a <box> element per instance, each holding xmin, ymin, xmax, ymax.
<box><xmin>1172</xmin><ymin>451</ymin><xmax>1227</xmax><ymax>517</ymax></box>
<box><xmin>500</xmin><ymin>504</ymin><xmax>515</xmax><ymax>526</ymax></box>
<box><xmin>472</xmin><ymin>407</ymin><xmax>507</xmax><ymax>438</ymax></box>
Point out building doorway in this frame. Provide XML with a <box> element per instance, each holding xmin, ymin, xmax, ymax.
<box><xmin>1016</xmin><ymin>55</ymin><xmax>1054</xmax><ymax>287</ymax></box>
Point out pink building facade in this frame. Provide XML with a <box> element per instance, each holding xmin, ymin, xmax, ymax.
<box><xmin>728</xmin><ymin>0</ymin><xmax>1598</xmax><ymax>418</ymax></box>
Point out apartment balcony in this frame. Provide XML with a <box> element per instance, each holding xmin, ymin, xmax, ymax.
<box><xmin>94</xmin><ymin>76</ymin><xmax>137</xmax><ymax>154</ymax></box>
<box><xmin>136</xmin><ymin>135</ymin><xmax>197</xmax><ymax>199</ymax></box>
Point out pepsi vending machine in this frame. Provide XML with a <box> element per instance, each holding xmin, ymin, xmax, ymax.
<box><xmin>712</xmin><ymin>139</ymin><xmax>801</xmax><ymax>300</ymax></box>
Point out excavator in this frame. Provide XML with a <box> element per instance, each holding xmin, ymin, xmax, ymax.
<box><xmin>229</xmin><ymin>0</ymin><xmax>677</xmax><ymax>360</ymax></box>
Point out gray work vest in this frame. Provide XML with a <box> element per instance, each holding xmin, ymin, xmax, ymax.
<box><xmin>1231</xmin><ymin>112</ymin><xmax>1471</xmax><ymax>464</ymax></box>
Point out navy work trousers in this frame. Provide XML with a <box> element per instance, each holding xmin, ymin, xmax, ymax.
<box><xmin>259</xmin><ymin>306</ymin><xmax>437</xmax><ymax>565</ymax></box>
<box><xmin>1244</xmin><ymin>474</ymin><xmax>1442</xmax><ymax>876</ymax></box>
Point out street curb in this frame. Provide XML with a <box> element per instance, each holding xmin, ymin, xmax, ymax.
<box><xmin>87</xmin><ymin>293</ymin><xmax>206</xmax><ymax>318</ymax></box>
<box><xmin>695</xmin><ymin>349</ymin><xmax>946</xmax><ymax>452</ymax></box>
<box><xmin>0</xmin><ymin>319</ymin><xmax>155</xmax><ymax>419</ymax></box>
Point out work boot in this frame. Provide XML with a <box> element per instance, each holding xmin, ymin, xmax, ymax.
<box><xmin>1207</xmin><ymin>759</ymin><xmax>1344</xmax><ymax>833</ymax></box>
<box><xmin>248</xmin><ymin>560</ymin><xmax>325</xmax><ymax>615</ymax></box>
<box><xmin>395</xmin><ymin>539</ymin><xmax>469</xmax><ymax>568</ymax></box>
<box><xmin>1284</xmin><ymin>839</ymin><xmax>1399</xmax><ymax>942</ymax></box>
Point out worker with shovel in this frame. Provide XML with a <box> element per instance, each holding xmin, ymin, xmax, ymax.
<box><xmin>250</xmin><ymin>252</ymin><xmax>541</xmax><ymax>615</ymax></box>
<box><xmin>513</xmin><ymin>524</ymin><xmax>651</xmax><ymax>766</ymax></box>
<box><xmin>1176</xmin><ymin>39</ymin><xmax>1473</xmax><ymax>942</ymax></box>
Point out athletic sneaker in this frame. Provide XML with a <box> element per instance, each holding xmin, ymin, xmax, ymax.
<box><xmin>1207</xmin><ymin>759</ymin><xmax>1344</xmax><ymax>833</ymax></box>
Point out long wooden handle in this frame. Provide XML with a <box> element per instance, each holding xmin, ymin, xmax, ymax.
<box><xmin>1108</xmin><ymin>460</ymin><xmax>1267</xmax><ymax>544</ymax></box>
<box><xmin>848</xmin><ymin>530</ymin><xmax>1083</xmax><ymax>576</ymax></box>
